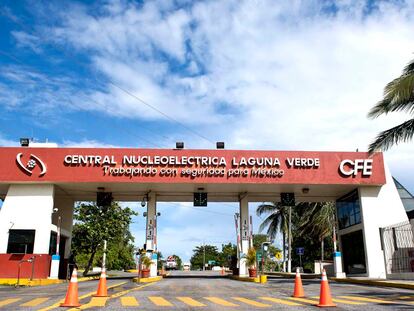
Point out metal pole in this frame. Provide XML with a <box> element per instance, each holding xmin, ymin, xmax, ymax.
<box><xmin>288</xmin><ymin>206</ymin><xmax>292</xmax><ymax>273</ymax></box>
<box><xmin>203</xmin><ymin>243</ymin><xmax>206</xmax><ymax>271</ymax></box>
<box><xmin>16</xmin><ymin>261</ymin><xmax>22</xmax><ymax>287</ymax></box>
<box><xmin>249</xmin><ymin>215</ymin><xmax>253</xmax><ymax>249</ymax></box>
<box><xmin>56</xmin><ymin>216</ymin><xmax>61</xmax><ymax>255</ymax></box>
<box><xmin>321</xmin><ymin>239</ymin><xmax>324</xmax><ymax>261</ymax></box>
<box><xmin>30</xmin><ymin>256</ymin><xmax>36</xmax><ymax>281</ymax></box>
<box><xmin>103</xmin><ymin>240</ymin><xmax>107</xmax><ymax>270</ymax></box>
<box><xmin>138</xmin><ymin>253</ymin><xmax>142</xmax><ymax>282</ymax></box>
<box><xmin>261</xmin><ymin>253</ymin><xmax>264</xmax><ymax>275</ymax></box>
<box><xmin>333</xmin><ymin>217</ymin><xmax>337</xmax><ymax>252</ymax></box>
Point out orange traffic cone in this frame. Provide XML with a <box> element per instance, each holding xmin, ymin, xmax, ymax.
<box><xmin>317</xmin><ymin>269</ymin><xmax>336</xmax><ymax>307</ymax></box>
<box><xmin>221</xmin><ymin>267</ymin><xmax>225</xmax><ymax>275</ymax></box>
<box><xmin>93</xmin><ymin>267</ymin><xmax>108</xmax><ymax>297</ymax></box>
<box><xmin>292</xmin><ymin>267</ymin><xmax>305</xmax><ymax>298</ymax></box>
<box><xmin>60</xmin><ymin>268</ymin><xmax>81</xmax><ymax>307</ymax></box>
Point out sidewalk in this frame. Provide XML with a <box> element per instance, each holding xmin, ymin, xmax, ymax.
<box><xmin>331</xmin><ymin>277</ymin><xmax>414</xmax><ymax>290</ymax></box>
<box><xmin>265</xmin><ymin>271</ymin><xmax>414</xmax><ymax>290</ymax></box>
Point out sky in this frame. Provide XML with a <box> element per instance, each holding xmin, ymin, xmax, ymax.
<box><xmin>0</xmin><ymin>0</ymin><xmax>414</xmax><ymax>261</ymax></box>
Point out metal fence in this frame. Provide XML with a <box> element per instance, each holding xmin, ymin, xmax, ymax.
<box><xmin>381</xmin><ymin>221</ymin><xmax>414</xmax><ymax>274</ymax></box>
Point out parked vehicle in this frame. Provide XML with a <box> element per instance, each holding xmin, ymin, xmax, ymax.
<box><xmin>165</xmin><ymin>255</ymin><xmax>178</xmax><ymax>270</ymax></box>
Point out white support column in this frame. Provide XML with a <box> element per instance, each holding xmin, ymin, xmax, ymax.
<box><xmin>359</xmin><ymin>163</ymin><xmax>408</xmax><ymax>278</ymax></box>
<box><xmin>239</xmin><ymin>195</ymin><xmax>250</xmax><ymax>277</ymax></box>
<box><xmin>50</xmin><ymin>196</ymin><xmax>75</xmax><ymax>279</ymax></box>
<box><xmin>0</xmin><ymin>184</ymin><xmax>54</xmax><ymax>254</ymax></box>
<box><xmin>145</xmin><ymin>192</ymin><xmax>158</xmax><ymax>277</ymax></box>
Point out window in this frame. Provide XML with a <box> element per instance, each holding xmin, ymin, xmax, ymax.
<box><xmin>7</xmin><ymin>229</ymin><xmax>35</xmax><ymax>254</ymax></box>
<box><xmin>337</xmin><ymin>190</ymin><xmax>361</xmax><ymax>230</ymax></box>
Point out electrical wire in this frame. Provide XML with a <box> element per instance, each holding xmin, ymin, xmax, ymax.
<box><xmin>0</xmin><ymin>50</ymin><xmax>165</xmax><ymax>148</ymax></box>
<box><xmin>0</xmin><ymin>8</ymin><xmax>216</xmax><ymax>145</ymax></box>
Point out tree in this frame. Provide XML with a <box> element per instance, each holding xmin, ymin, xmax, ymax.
<box><xmin>256</xmin><ymin>203</ymin><xmax>289</xmax><ymax>268</ymax></box>
<box><xmin>71</xmin><ymin>202</ymin><xmax>137</xmax><ymax>276</ymax></box>
<box><xmin>172</xmin><ymin>255</ymin><xmax>182</xmax><ymax>270</ymax></box>
<box><xmin>218</xmin><ymin>243</ymin><xmax>237</xmax><ymax>266</ymax></box>
<box><xmin>157</xmin><ymin>252</ymin><xmax>164</xmax><ymax>270</ymax></box>
<box><xmin>253</xmin><ymin>234</ymin><xmax>279</xmax><ymax>256</ymax></box>
<box><xmin>296</xmin><ymin>202</ymin><xmax>335</xmax><ymax>262</ymax></box>
<box><xmin>190</xmin><ymin>245</ymin><xmax>219</xmax><ymax>270</ymax></box>
<box><xmin>257</xmin><ymin>202</ymin><xmax>336</xmax><ymax>272</ymax></box>
<box><xmin>368</xmin><ymin>59</ymin><xmax>414</xmax><ymax>153</ymax></box>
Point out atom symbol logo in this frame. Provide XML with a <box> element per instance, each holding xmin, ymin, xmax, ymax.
<box><xmin>16</xmin><ymin>153</ymin><xmax>47</xmax><ymax>176</ymax></box>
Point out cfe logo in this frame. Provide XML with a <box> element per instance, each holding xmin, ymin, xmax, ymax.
<box><xmin>339</xmin><ymin>159</ymin><xmax>373</xmax><ymax>177</ymax></box>
<box><xmin>16</xmin><ymin>153</ymin><xmax>47</xmax><ymax>176</ymax></box>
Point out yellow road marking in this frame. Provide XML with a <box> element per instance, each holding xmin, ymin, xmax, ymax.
<box><xmin>204</xmin><ymin>297</ymin><xmax>239</xmax><ymax>307</ymax></box>
<box><xmin>288</xmin><ymin>297</ymin><xmax>319</xmax><ymax>305</ymax></box>
<box><xmin>0</xmin><ymin>298</ymin><xmax>21</xmax><ymax>307</ymax></box>
<box><xmin>67</xmin><ymin>297</ymin><xmax>108</xmax><ymax>310</ymax></box>
<box><xmin>177</xmin><ymin>296</ymin><xmax>206</xmax><ymax>307</ymax></box>
<box><xmin>260</xmin><ymin>297</ymin><xmax>304</xmax><ymax>306</ymax></box>
<box><xmin>232</xmin><ymin>297</ymin><xmax>271</xmax><ymax>307</ymax></box>
<box><xmin>339</xmin><ymin>296</ymin><xmax>394</xmax><ymax>304</ymax></box>
<box><xmin>312</xmin><ymin>296</ymin><xmax>366</xmax><ymax>305</ymax></box>
<box><xmin>110</xmin><ymin>282</ymin><xmax>154</xmax><ymax>298</ymax></box>
<box><xmin>149</xmin><ymin>296</ymin><xmax>173</xmax><ymax>307</ymax></box>
<box><xmin>399</xmin><ymin>296</ymin><xmax>414</xmax><ymax>300</ymax></box>
<box><xmin>21</xmin><ymin>298</ymin><xmax>50</xmax><ymax>307</ymax></box>
<box><xmin>36</xmin><ymin>281</ymin><xmax>127</xmax><ymax>311</ymax></box>
<box><xmin>120</xmin><ymin>296</ymin><xmax>139</xmax><ymax>306</ymax></box>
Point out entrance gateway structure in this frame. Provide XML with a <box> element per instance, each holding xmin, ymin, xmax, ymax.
<box><xmin>0</xmin><ymin>146</ymin><xmax>408</xmax><ymax>279</ymax></box>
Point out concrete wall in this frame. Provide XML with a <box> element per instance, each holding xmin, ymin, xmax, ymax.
<box><xmin>0</xmin><ymin>184</ymin><xmax>55</xmax><ymax>254</ymax></box>
<box><xmin>358</xmin><ymin>164</ymin><xmax>408</xmax><ymax>278</ymax></box>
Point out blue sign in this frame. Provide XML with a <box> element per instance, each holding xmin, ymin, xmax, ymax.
<box><xmin>296</xmin><ymin>247</ymin><xmax>304</xmax><ymax>255</ymax></box>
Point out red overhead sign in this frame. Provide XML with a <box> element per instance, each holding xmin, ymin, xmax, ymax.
<box><xmin>0</xmin><ymin>148</ymin><xmax>386</xmax><ymax>185</ymax></box>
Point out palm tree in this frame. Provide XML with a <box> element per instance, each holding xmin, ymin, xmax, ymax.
<box><xmin>256</xmin><ymin>203</ymin><xmax>289</xmax><ymax>269</ymax></box>
<box><xmin>368</xmin><ymin>59</ymin><xmax>414</xmax><ymax>153</ymax></box>
<box><xmin>296</xmin><ymin>202</ymin><xmax>335</xmax><ymax>261</ymax></box>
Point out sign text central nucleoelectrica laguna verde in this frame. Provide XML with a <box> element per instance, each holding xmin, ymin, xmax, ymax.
<box><xmin>0</xmin><ymin>148</ymin><xmax>386</xmax><ymax>185</ymax></box>
<box><xmin>64</xmin><ymin>154</ymin><xmax>320</xmax><ymax>178</ymax></box>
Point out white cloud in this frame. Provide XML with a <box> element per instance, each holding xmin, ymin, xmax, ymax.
<box><xmin>0</xmin><ymin>135</ymin><xmax>18</xmax><ymax>147</ymax></box>
<box><xmin>6</xmin><ymin>0</ymin><xmax>414</xmax><ymax>257</ymax></box>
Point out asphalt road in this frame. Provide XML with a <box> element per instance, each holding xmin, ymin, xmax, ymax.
<box><xmin>1</xmin><ymin>271</ymin><xmax>414</xmax><ymax>310</ymax></box>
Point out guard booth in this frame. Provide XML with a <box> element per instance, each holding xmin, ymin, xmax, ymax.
<box><xmin>0</xmin><ymin>146</ymin><xmax>408</xmax><ymax>279</ymax></box>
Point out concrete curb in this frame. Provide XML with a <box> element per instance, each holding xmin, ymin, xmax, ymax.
<box><xmin>228</xmin><ymin>275</ymin><xmax>261</xmax><ymax>283</ymax></box>
<box><xmin>0</xmin><ymin>278</ymin><xmax>63</xmax><ymax>286</ymax></box>
<box><xmin>133</xmin><ymin>276</ymin><xmax>163</xmax><ymax>283</ymax></box>
<box><xmin>0</xmin><ymin>274</ymin><xmax>102</xmax><ymax>286</ymax></box>
<box><xmin>78</xmin><ymin>275</ymin><xmax>101</xmax><ymax>282</ymax></box>
<box><xmin>331</xmin><ymin>278</ymin><xmax>414</xmax><ymax>290</ymax></box>
<box><xmin>266</xmin><ymin>272</ymin><xmax>321</xmax><ymax>279</ymax></box>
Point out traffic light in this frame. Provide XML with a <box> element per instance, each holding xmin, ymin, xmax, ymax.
<box><xmin>281</xmin><ymin>192</ymin><xmax>295</xmax><ymax>206</ymax></box>
<box><xmin>194</xmin><ymin>192</ymin><xmax>207</xmax><ymax>207</ymax></box>
<box><xmin>262</xmin><ymin>241</ymin><xmax>271</xmax><ymax>252</ymax></box>
<box><xmin>97</xmin><ymin>191</ymin><xmax>113</xmax><ymax>207</ymax></box>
